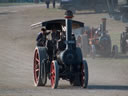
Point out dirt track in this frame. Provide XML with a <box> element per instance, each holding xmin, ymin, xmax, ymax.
<box><xmin>0</xmin><ymin>4</ymin><xmax>128</xmax><ymax>96</ymax></box>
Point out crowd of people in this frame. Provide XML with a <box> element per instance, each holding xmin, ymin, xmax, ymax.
<box><xmin>36</xmin><ymin>27</ymin><xmax>67</xmax><ymax>60</ymax></box>
<box><xmin>44</xmin><ymin>0</ymin><xmax>56</xmax><ymax>8</ymax></box>
<box><xmin>36</xmin><ymin>27</ymin><xmax>63</xmax><ymax>47</ymax></box>
<box><xmin>34</xmin><ymin>0</ymin><xmax>56</xmax><ymax>8</ymax></box>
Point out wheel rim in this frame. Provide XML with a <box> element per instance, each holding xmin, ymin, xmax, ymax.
<box><xmin>51</xmin><ymin>61</ymin><xmax>55</xmax><ymax>88</ymax></box>
<box><xmin>81</xmin><ymin>61</ymin><xmax>88</xmax><ymax>88</ymax></box>
<box><xmin>34</xmin><ymin>49</ymin><xmax>40</xmax><ymax>85</ymax></box>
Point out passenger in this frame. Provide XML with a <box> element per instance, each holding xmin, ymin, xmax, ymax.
<box><xmin>51</xmin><ymin>27</ymin><xmax>60</xmax><ymax>41</ymax></box>
<box><xmin>57</xmin><ymin>32</ymin><xmax>66</xmax><ymax>51</ymax></box>
<box><xmin>36</xmin><ymin>28</ymin><xmax>50</xmax><ymax>46</ymax></box>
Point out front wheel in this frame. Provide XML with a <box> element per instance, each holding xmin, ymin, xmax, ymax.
<box><xmin>51</xmin><ymin>60</ymin><xmax>59</xmax><ymax>89</ymax></box>
<box><xmin>81</xmin><ymin>60</ymin><xmax>88</xmax><ymax>88</ymax></box>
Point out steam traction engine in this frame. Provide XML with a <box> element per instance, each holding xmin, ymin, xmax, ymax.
<box><xmin>89</xmin><ymin>18</ymin><xmax>112</xmax><ymax>57</ymax></box>
<box><xmin>120</xmin><ymin>27</ymin><xmax>128</xmax><ymax>54</ymax></box>
<box><xmin>33</xmin><ymin>10</ymin><xmax>88</xmax><ymax>89</ymax></box>
<box><xmin>88</xmin><ymin>18</ymin><xmax>118</xmax><ymax>58</ymax></box>
<box><xmin>77</xmin><ymin>18</ymin><xmax>118</xmax><ymax>58</ymax></box>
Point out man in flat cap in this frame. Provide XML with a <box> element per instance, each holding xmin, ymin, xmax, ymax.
<box><xmin>36</xmin><ymin>28</ymin><xmax>50</xmax><ymax>46</ymax></box>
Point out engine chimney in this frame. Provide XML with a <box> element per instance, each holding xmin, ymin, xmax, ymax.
<box><xmin>102</xmin><ymin>18</ymin><xmax>106</xmax><ymax>32</ymax></box>
<box><xmin>64</xmin><ymin>10</ymin><xmax>73</xmax><ymax>49</ymax></box>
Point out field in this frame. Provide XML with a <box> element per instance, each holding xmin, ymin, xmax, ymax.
<box><xmin>0</xmin><ymin>3</ymin><xmax>128</xmax><ymax>96</ymax></box>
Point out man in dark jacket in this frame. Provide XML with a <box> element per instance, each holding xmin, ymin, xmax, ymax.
<box><xmin>51</xmin><ymin>28</ymin><xmax>60</xmax><ymax>41</ymax></box>
<box><xmin>36</xmin><ymin>28</ymin><xmax>50</xmax><ymax>46</ymax></box>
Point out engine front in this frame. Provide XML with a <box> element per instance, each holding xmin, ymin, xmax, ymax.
<box><xmin>57</xmin><ymin>49</ymin><xmax>76</xmax><ymax>65</ymax></box>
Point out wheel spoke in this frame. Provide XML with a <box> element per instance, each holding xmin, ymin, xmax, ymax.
<box><xmin>36</xmin><ymin>68</ymin><xmax>39</xmax><ymax>72</ymax></box>
<box><xmin>81</xmin><ymin>63</ymin><xmax>85</xmax><ymax>86</ymax></box>
<box><xmin>36</xmin><ymin>58</ymin><xmax>39</xmax><ymax>63</ymax></box>
<box><xmin>50</xmin><ymin>61</ymin><xmax>59</xmax><ymax>89</ymax></box>
<box><xmin>51</xmin><ymin>69</ymin><xmax>55</xmax><ymax>73</ymax></box>
<box><xmin>36</xmin><ymin>51</ymin><xmax>38</xmax><ymax>57</ymax></box>
<box><xmin>51</xmin><ymin>62</ymin><xmax>55</xmax><ymax>87</ymax></box>
<box><xmin>35</xmin><ymin>63</ymin><xmax>39</xmax><ymax>69</ymax></box>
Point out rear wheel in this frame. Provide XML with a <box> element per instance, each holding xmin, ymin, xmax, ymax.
<box><xmin>51</xmin><ymin>60</ymin><xmax>59</xmax><ymax>89</ymax></box>
<box><xmin>81</xmin><ymin>60</ymin><xmax>88</xmax><ymax>88</ymax></box>
<box><xmin>33</xmin><ymin>47</ymin><xmax>47</xmax><ymax>86</ymax></box>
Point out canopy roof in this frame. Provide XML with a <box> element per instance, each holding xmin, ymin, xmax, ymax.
<box><xmin>42</xmin><ymin>19</ymin><xmax>84</xmax><ymax>30</ymax></box>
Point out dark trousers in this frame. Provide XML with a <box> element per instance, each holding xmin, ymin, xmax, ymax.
<box><xmin>53</xmin><ymin>2</ymin><xmax>55</xmax><ymax>8</ymax></box>
<box><xmin>46</xmin><ymin>3</ymin><xmax>50</xmax><ymax>8</ymax></box>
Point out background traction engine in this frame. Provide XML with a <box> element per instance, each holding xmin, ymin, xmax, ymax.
<box><xmin>33</xmin><ymin>10</ymin><xmax>88</xmax><ymax>89</ymax></box>
<box><xmin>79</xmin><ymin>18</ymin><xmax>118</xmax><ymax>58</ymax></box>
<box><xmin>120</xmin><ymin>27</ymin><xmax>128</xmax><ymax>54</ymax></box>
<box><xmin>91</xmin><ymin>18</ymin><xmax>112</xmax><ymax>57</ymax></box>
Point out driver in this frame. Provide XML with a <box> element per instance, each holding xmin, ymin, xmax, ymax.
<box><xmin>57</xmin><ymin>31</ymin><xmax>66</xmax><ymax>51</ymax></box>
<box><xmin>51</xmin><ymin>27</ymin><xmax>60</xmax><ymax>41</ymax></box>
<box><xmin>36</xmin><ymin>28</ymin><xmax>50</xmax><ymax>46</ymax></box>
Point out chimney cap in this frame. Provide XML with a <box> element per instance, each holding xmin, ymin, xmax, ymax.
<box><xmin>102</xmin><ymin>18</ymin><xmax>106</xmax><ymax>21</ymax></box>
<box><xmin>64</xmin><ymin>10</ymin><xmax>73</xmax><ymax>19</ymax></box>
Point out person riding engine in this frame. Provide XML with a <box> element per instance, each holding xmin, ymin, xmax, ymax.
<box><xmin>57</xmin><ymin>31</ymin><xmax>66</xmax><ymax>51</ymax></box>
<box><xmin>36</xmin><ymin>28</ymin><xmax>50</xmax><ymax>46</ymax></box>
<box><xmin>51</xmin><ymin>27</ymin><xmax>60</xmax><ymax>41</ymax></box>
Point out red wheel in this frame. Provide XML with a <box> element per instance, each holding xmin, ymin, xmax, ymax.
<box><xmin>81</xmin><ymin>60</ymin><xmax>88</xmax><ymax>88</ymax></box>
<box><xmin>50</xmin><ymin>60</ymin><xmax>59</xmax><ymax>89</ymax></box>
<box><xmin>34</xmin><ymin>48</ymin><xmax>42</xmax><ymax>86</ymax></box>
<box><xmin>33</xmin><ymin>47</ymin><xmax>47</xmax><ymax>86</ymax></box>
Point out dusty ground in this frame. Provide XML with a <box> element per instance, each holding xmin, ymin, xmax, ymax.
<box><xmin>0</xmin><ymin>4</ymin><xmax>128</xmax><ymax>96</ymax></box>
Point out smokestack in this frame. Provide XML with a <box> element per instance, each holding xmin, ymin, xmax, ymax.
<box><xmin>102</xmin><ymin>18</ymin><xmax>106</xmax><ymax>32</ymax></box>
<box><xmin>64</xmin><ymin>10</ymin><xmax>73</xmax><ymax>49</ymax></box>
